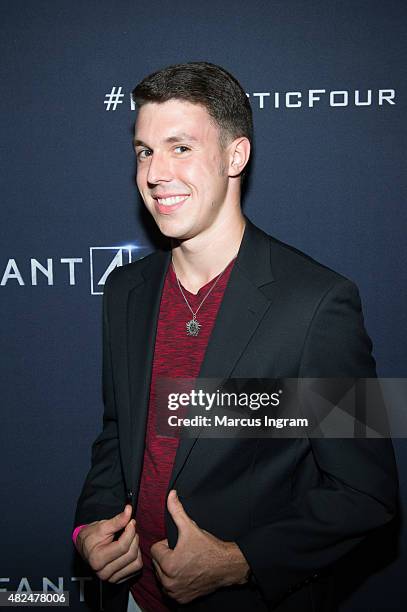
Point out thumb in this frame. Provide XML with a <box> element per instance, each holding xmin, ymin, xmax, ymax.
<box><xmin>150</xmin><ymin>538</ymin><xmax>169</xmax><ymax>562</ymax></box>
<box><xmin>167</xmin><ymin>490</ymin><xmax>193</xmax><ymax>534</ymax></box>
<box><xmin>103</xmin><ymin>504</ymin><xmax>132</xmax><ymax>536</ymax></box>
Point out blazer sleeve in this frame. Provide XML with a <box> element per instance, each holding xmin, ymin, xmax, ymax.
<box><xmin>73</xmin><ymin>272</ymin><xmax>127</xmax><ymax>527</ymax></box>
<box><xmin>236</xmin><ymin>279</ymin><xmax>399</xmax><ymax>606</ymax></box>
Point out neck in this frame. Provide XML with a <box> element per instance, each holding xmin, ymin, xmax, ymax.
<box><xmin>171</xmin><ymin>210</ymin><xmax>246</xmax><ymax>295</ymax></box>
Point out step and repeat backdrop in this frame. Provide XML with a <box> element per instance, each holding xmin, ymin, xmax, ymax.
<box><xmin>1</xmin><ymin>1</ymin><xmax>406</xmax><ymax>610</ymax></box>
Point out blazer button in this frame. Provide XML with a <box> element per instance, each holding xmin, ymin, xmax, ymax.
<box><xmin>127</xmin><ymin>490</ymin><xmax>134</xmax><ymax>500</ymax></box>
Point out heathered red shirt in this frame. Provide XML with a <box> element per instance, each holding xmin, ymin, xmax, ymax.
<box><xmin>130</xmin><ymin>258</ymin><xmax>235</xmax><ymax>612</ymax></box>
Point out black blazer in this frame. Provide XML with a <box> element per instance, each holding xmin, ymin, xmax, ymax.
<box><xmin>74</xmin><ymin>218</ymin><xmax>398</xmax><ymax>612</ymax></box>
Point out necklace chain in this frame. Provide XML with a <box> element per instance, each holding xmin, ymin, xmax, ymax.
<box><xmin>172</xmin><ymin>257</ymin><xmax>234</xmax><ymax>336</ymax></box>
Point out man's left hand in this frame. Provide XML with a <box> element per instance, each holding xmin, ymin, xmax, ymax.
<box><xmin>150</xmin><ymin>490</ymin><xmax>250</xmax><ymax>604</ymax></box>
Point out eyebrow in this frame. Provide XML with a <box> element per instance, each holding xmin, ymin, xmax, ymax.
<box><xmin>133</xmin><ymin>132</ymin><xmax>199</xmax><ymax>148</ymax></box>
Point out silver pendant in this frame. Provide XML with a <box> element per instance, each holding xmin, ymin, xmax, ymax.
<box><xmin>186</xmin><ymin>318</ymin><xmax>201</xmax><ymax>336</ymax></box>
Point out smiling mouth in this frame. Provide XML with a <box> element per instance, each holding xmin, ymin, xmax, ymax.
<box><xmin>153</xmin><ymin>194</ymin><xmax>191</xmax><ymax>214</ymax></box>
<box><xmin>155</xmin><ymin>195</ymin><xmax>190</xmax><ymax>206</ymax></box>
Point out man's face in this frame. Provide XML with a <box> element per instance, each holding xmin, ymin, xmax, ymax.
<box><xmin>134</xmin><ymin>99</ymin><xmax>231</xmax><ymax>241</ymax></box>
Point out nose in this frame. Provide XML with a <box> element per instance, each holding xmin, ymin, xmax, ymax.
<box><xmin>146</xmin><ymin>151</ymin><xmax>172</xmax><ymax>185</ymax></box>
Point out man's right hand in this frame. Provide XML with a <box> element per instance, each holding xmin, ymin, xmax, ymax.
<box><xmin>76</xmin><ymin>504</ymin><xmax>142</xmax><ymax>584</ymax></box>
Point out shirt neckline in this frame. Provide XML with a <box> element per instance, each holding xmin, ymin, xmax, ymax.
<box><xmin>168</xmin><ymin>257</ymin><xmax>236</xmax><ymax>299</ymax></box>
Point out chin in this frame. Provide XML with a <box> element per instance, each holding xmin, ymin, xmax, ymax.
<box><xmin>155</xmin><ymin>217</ymin><xmax>194</xmax><ymax>240</ymax></box>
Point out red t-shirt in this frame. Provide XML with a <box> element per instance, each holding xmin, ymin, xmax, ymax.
<box><xmin>130</xmin><ymin>259</ymin><xmax>235</xmax><ymax>611</ymax></box>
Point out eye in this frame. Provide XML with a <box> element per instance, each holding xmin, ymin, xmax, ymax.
<box><xmin>174</xmin><ymin>145</ymin><xmax>190</xmax><ymax>154</ymax></box>
<box><xmin>137</xmin><ymin>149</ymin><xmax>152</xmax><ymax>160</ymax></box>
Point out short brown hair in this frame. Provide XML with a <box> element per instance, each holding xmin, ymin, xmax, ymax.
<box><xmin>132</xmin><ymin>61</ymin><xmax>253</xmax><ymax>181</ymax></box>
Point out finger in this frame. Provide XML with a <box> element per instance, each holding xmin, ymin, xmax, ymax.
<box><xmin>150</xmin><ymin>539</ymin><xmax>169</xmax><ymax>566</ymax></box>
<box><xmin>89</xmin><ymin>520</ymin><xmax>137</xmax><ymax>570</ymax></box>
<box><xmin>166</xmin><ymin>490</ymin><xmax>194</xmax><ymax>536</ymax></box>
<box><xmin>109</xmin><ymin>547</ymin><xmax>143</xmax><ymax>584</ymax></box>
<box><xmin>151</xmin><ymin>557</ymin><xmax>166</xmax><ymax>585</ymax></box>
<box><xmin>100</xmin><ymin>504</ymin><xmax>133</xmax><ymax>537</ymax></box>
<box><xmin>151</xmin><ymin>541</ymin><xmax>179</xmax><ymax>582</ymax></box>
<box><xmin>116</xmin><ymin>571</ymin><xmax>139</xmax><ymax>585</ymax></box>
<box><xmin>96</xmin><ymin>530</ymin><xmax>141</xmax><ymax>581</ymax></box>
<box><xmin>152</xmin><ymin>560</ymin><xmax>178</xmax><ymax>599</ymax></box>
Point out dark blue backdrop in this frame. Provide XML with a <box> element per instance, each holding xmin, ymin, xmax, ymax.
<box><xmin>1</xmin><ymin>1</ymin><xmax>406</xmax><ymax>610</ymax></box>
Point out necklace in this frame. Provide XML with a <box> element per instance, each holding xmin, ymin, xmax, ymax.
<box><xmin>172</xmin><ymin>259</ymin><xmax>233</xmax><ymax>336</ymax></box>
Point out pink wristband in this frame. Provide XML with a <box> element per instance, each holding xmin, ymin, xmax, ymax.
<box><xmin>72</xmin><ymin>524</ymin><xmax>88</xmax><ymax>547</ymax></box>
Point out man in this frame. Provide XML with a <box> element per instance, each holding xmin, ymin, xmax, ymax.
<box><xmin>73</xmin><ymin>62</ymin><xmax>398</xmax><ymax>612</ymax></box>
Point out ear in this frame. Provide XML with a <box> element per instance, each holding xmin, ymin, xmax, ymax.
<box><xmin>228</xmin><ymin>137</ymin><xmax>251</xmax><ymax>178</ymax></box>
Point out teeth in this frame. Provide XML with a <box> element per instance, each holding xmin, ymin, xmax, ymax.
<box><xmin>157</xmin><ymin>195</ymin><xmax>189</xmax><ymax>206</ymax></box>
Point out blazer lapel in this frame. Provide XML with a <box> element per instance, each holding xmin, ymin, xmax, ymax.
<box><xmin>168</xmin><ymin>219</ymin><xmax>276</xmax><ymax>488</ymax></box>
<box><xmin>126</xmin><ymin>249</ymin><xmax>171</xmax><ymax>498</ymax></box>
